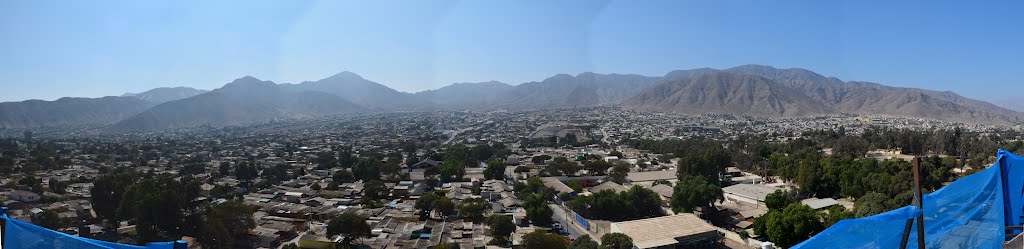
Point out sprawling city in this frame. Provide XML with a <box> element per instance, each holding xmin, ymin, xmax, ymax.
<box><xmin>2</xmin><ymin>1</ymin><xmax>1024</xmax><ymax>249</ymax></box>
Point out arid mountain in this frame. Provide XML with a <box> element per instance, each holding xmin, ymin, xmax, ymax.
<box><xmin>996</xmin><ymin>99</ymin><xmax>1024</xmax><ymax>112</ymax></box>
<box><xmin>717</xmin><ymin>65</ymin><xmax>1022</xmax><ymax>123</ymax></box>
<box><xmin>282</xmin><ymin>72</ymin><xmax>434</xmax><ymax>111</ymax></box>
<box><xmin>415</xmin><ymin>72</ymin><xmax>662</xmax><ymax>109</ymax></box>
<box><xmin>111</xmin><ymin>76</ymin><xmax>365</xmax><ymax>131</ymax></box>
<box><xmin>122</xmin><ymin>87</ymin><xmax>208</xmax><ymax>104</ymax></box>
<box><xmin>0</xmin><ymin>97</ymin><xmax>154</xmax><ymax>129</ymax></box>
<box><xmin>413</xmin><ymin>81</ymin><xmax>514</xmax><ymax>108</ymax></box>
<box><xmin>622</xmin><ymin>72</ymin><xmax>832</xmax><ymax>117</ymax></box>
<box><xmin>3</xmin><ymin>65</ymin><xmax>1019</xmax><ymax>131</ymax></box>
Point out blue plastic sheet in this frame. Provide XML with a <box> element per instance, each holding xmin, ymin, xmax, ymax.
<box><xmin>794</xmin><ymin>151</ymin><xmax>1010</xmax><ymax>249</ymax></box>
<box><xmin>2</xmin><ymin>213</ymin><xmax>185</xmax><ymax>249</ymax></box>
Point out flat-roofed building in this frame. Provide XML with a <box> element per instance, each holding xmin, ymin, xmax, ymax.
<box><xmin>722</xmin><ymin>184</ymin><xmax>780</xmax><ymax>207</ymax></box>
<box><xmin>609</xmin><ymin>214</ymin><xmax>721</xmax><ymax>249</ymax></box>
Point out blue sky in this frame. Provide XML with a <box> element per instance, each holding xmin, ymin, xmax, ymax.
<box><xmin>1</xmin><ymin>0</ymin><xmax>1021</xmax><ymax>102</ymax></box>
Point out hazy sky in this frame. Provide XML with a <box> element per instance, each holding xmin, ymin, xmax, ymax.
<box><xmin>1</xmin><ymin>0</ymin><xmax>1021</xmax><ymax>102</ymax></box>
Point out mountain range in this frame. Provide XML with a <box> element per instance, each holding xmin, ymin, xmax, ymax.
<box><xmin>0</xmin><ymin>65</ymin><xmax>1019</xmax><ymax>131</ymax></box>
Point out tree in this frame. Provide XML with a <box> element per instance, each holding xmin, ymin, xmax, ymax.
<box><xmin>117</xmin><ymin>174</ymin><xmax>202</xmax><ymax>243</ymax></box>
<box><xmin>91</xmin><ymin>167</ymin><xmax>138</xmax><ymax>222</ymax></box>
<box><xmin>459</xmin><ymin>198</ymin><xmax>490</xmax><ymax>222</ymax></box>
<box><xmin>568</xmin><ymin>235</ymin><xmax>600</xmax><ymax>249</ymax></box>
<box><xmin>415</xmin><ymin>192</ymin><xmax>440</xmax><ymax>215</ymax></box>
<box><xmin>218</xmin><ymin>162</ymin><xmax>231</xmax><ymax>177</ymax></box>
<box><xmin>600</xmin><ymin>233</ymin><xmax>634</xmax><ymax>249</ymax></box>
<box><xmin>234</xmin><ymin>162</ymin><xmax>258</xmax><ymax>182</ymax></box>
<box><xmin>822</xmin><ymin>205</ymin><xmax>854</xmax><ymax>227</ymax></box>
<box><xmin>583</xmin><ymin>160</ymin><xmax>612</xmax><ymax>175</ymax></box>
<box><xmin>522</xmin><ymin>230</ymin><xmax>568</xmax><ymax>249</ymax></box>
<box><xmin>753</xmin><ymin>203</ymin><xmax>824</xmax><ymax>248</ymax></box>
<box><xmin>651</xmin><ymin>179</ymin><xmax>672</xmax><ymax>187</ymax></box>
<box><xmin>670</xmin><ymin>174</ymin><xmax>723</xmax><ymax>213</ymax></box>
<box><xmin>311</xmin><ymin>182</ymin><xmax>322</xmax><ymax>191</ymax></box>
<box><xmin>608</xmin><ymin>164</ymin><xmax>630</xmax><ymax>184</ymax></box>
<box><xmin>765</xmin><ymin>190</ymin><xmax>795</xmax><ymax>211</ymax></box>
<box><xmin>487</xmin><ymin>215</ymin><xmax>516</xmax><ymax>245</ymax></box>
<box><xmin>35</xmin><ymin>209</ymin><xmax>64</xmax><ymax>230</ymax></box>
<box><xmin>199</xmin><ymin>201</ymin><xmax>256</xmax><ymax>249</ymax></box>
<box><xmin>438</xmin><ymin>160</ymin><xmax>466</xmax><ymax>182</ymax></box>
<box><xmin>433</xmin><ymin>196</ymin><xmax>456</xmax><ymax>216</ymax></box>
<box><xmin>435</xmin><ymin>243</ymin><xmax>458</xmax><ymax>249</ymax></box>
<box><xmin>483</xmin><ymin>159</ymin><xmax>507</xmax><ymax>180</ymax></box>
<box><xmin>363</xmin><ymin>180</ymin><xmax>389</xmax><ymax>200</ymax></box>
<box><xmin>524</xmin><ymin>194</ymin><xmax>554</xmax><ymax>227</ymax></box>
<box><xmin>48</xmin><ymin>178</ymin><xmax>66</xmax><ymax>194</ymax></box>
<box><xmin>327</xmin><ymin>213</ymin><xmax>371</xmax><ymax>245</ymax></box>
<box><xmin>532</xmin><ymin>155</ymin><xmax>553</xmax><ymax>164</ymax></box>
<box><xmin>333</xmin><ymin>170</ymin><xmax>354</xmax><ymax>184</ymax></box>
<box><xmin>854</xmin><ymin>192</ymin><xmax>893</xmax><ymax>217</ymax></box>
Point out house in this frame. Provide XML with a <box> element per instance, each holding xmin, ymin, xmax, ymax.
<box><xmin>722</xmin><ymin>184</ymin><xmax>780</xmax><ymax>207</ymax></box>
<box><xmin>609</xmin><ymin>214</ymin><xmax>721</xmax><ymax>249</ymax></box>
<box><xmin>284</xmin><ymin>192</ymin><xmax>304</xmax><ymax>203</ymax></box>
<box><xmin>10</xmin><ymin>190</ymin><xmax>41</xmax><ymax>203</ymax></box>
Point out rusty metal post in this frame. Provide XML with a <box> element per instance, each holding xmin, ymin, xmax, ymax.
<box><xmin>913</xmin><ymin>157</ymin><xmax>925</xmax><ymax>249</ymax></box>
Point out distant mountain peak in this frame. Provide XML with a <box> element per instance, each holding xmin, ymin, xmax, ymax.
<box><xmin>326</xmin><ymin>71</ymin><xmax>364</xmax><ymax>80</ymax></box>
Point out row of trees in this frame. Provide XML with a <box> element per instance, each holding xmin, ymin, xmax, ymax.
<box><xmin>565</xmin><ymin>186</ymin><xmax>662</xmax><ymax>221</ymax></box>
<box><xmin>91</xmin><ymin>168</ymin><xmax>255</xmax><ymax>247</ymax></box>
<box><xmin>521</xmin><ymin>231</ymin><xmax>634</xmax><ymax>249</ymax></box>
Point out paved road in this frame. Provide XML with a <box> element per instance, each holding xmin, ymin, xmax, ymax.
<box><xmin>549</xmin><ymin>204</ymin><xmax>592</xmax><ymax>240</ymax></box>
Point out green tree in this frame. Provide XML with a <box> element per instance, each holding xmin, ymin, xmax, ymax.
<box><xmin>524</xmin><ymin>194</ymin><xmax>554</xmax><ymax>227</ymax></box>
<box><xmin>583</xmin><ymin>160</ymin><xmax>612</xmax><ymax>175</ymax></box>
<box><xmin>753</xmin><ymin>203</ymin><xmax>824</xmax><ymax>248</ymax></box>
<box><xmin>487</xmin><ymin>214</ymin><xmax>516</xmax><ymax>245</ymax></box>
<box><xmin>90</xmin><ymin>167</ymin><xmax>138</xmax><ymax>222</ymax></box>
<box><xmin>199</xmin><ymin>201</ymin><xmax>256</xmax><ymax>249</ymax></box>
<box><xmin>568</xmin><ymin>235</ymin><xmax>600</xmax><ymax>249</ymax></box>
<box><xmin>438</xmin><ymin>160</ymin><xmax>466</xmax><ymax>182</ymax></box>
<box><xmin>433</xmin><ymin>196</ymin><xmax>456</xmax><ymax>216</ymax></box>
<box><xmin>607</xmin><ymin>163</ymin><xmax>630</xmax><ymax>184</ymax></box>
<box><xmin>435</xmin><ymin>242</ymin><xmax>458</xmax><ymax>249</ymax></box>
<box><xmin>458</xmin><ymin>197</ymin><xmax>490</xmax><ymax>222</ymax></box>
<box><xmin>670</xmin><ymin>174</ymin><xmax>723</xmax><ymax>213</ymax></box>
<box><xmin>116</xmin><ymin>174</ymin><xmax>202</xmax><ymax>243</ymax></box>
<box><xmin>35</xmin><ymin>209</ymin><xmax>65</xmax><ymax>230</ymax></box>
<box><xmin>327</xmin><ymin>213</ymin><xmax>371</xmax><ymax>245</ymax></box>
<box><xmin>483</xmin><ymin>159</ymin><xmax>507</xmax><ymax>180</ymax></box>
<box><xmin>765</xmin><ymin>190</ymin><xmax>795</xmax><ymax>211</ymax></box>
<box><xmin>363</xmin><ymin>180</ymin><xmax>389</xmax><ymax>200</ymax></box>
<box><xmin>532</xmin><ymin>155</ymin><xmax>553</xmax><ymax>164</ymax></box>
<box><xmin>333</xmin><ymin>169</ymin><xmax>354</xmax><ymax>184</ymax></box>
<box><xmin>234</xmin><ymin>162</ymin><xmax>258</xmax><ymax>182</ymax></box>
<box><xmin>822</xmin><ymin>205</ymin><xmax>854</xmax><ymax>227</ymax></box>
<box><xmin>218</xmin><ymin>162</ymin><xmax>231</xmax><ymax>177</ymax></box>
<box><xmin>600</xmin><ymin>233</ymin><xmax>634</xmax><ymax>249</ymax></box>
<box><xmin>854</xmin><ymin>192</ymin><xmax>893</xmax><ymax>217</ymax></box>
<box><xmin>522</xmin><ymin>230</ymin><xmax>568</xmax><ymax>249</ymax></box>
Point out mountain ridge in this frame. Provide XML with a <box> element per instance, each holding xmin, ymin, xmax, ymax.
<box><xmin>2</xmin><ymin>65</ymin><xmax>1019</xmax><ymax>131</ymax></box>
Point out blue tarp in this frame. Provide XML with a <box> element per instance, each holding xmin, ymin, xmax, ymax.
<box><xmin>794</xmin><ymin>150</ymin><xmax>1016</xmax><ymax>249</ymax></box>
<box><xmin>1</xmin><ymin>210</ymin><xmax>185</xmax><ymax>249</ymax></box>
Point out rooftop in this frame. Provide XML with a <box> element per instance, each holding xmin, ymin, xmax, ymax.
<box><xmin>722</xmin><ymin>184</ymin><xmax>779</xmax><ymax>202</ymax></box>
<box><xmin>610</xmin><ymin>214</ymin><xmax>719</xmax><ymax>249</ymax></box>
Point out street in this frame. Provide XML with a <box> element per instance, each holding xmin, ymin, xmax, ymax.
<box><xmin>549</xmin><ymin>203</ymin><xmax>593</xmax><ymax>240</ymax></box>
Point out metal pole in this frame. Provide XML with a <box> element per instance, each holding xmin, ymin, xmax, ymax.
<box><xmin>913</xmin><ymin>157</ymin><xmax>925</xmax><ymax>249</ymax></box>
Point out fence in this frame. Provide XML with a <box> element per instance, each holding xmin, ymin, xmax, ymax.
<box><xmin>793</xmin><ymin>150</ymin><xmax>1021</xmax><ymax>249</ymax></box>
<box><xmin>1</xmin><ymin>207</ymin><xmax>187</xmax><ymax>249</ymax></box>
